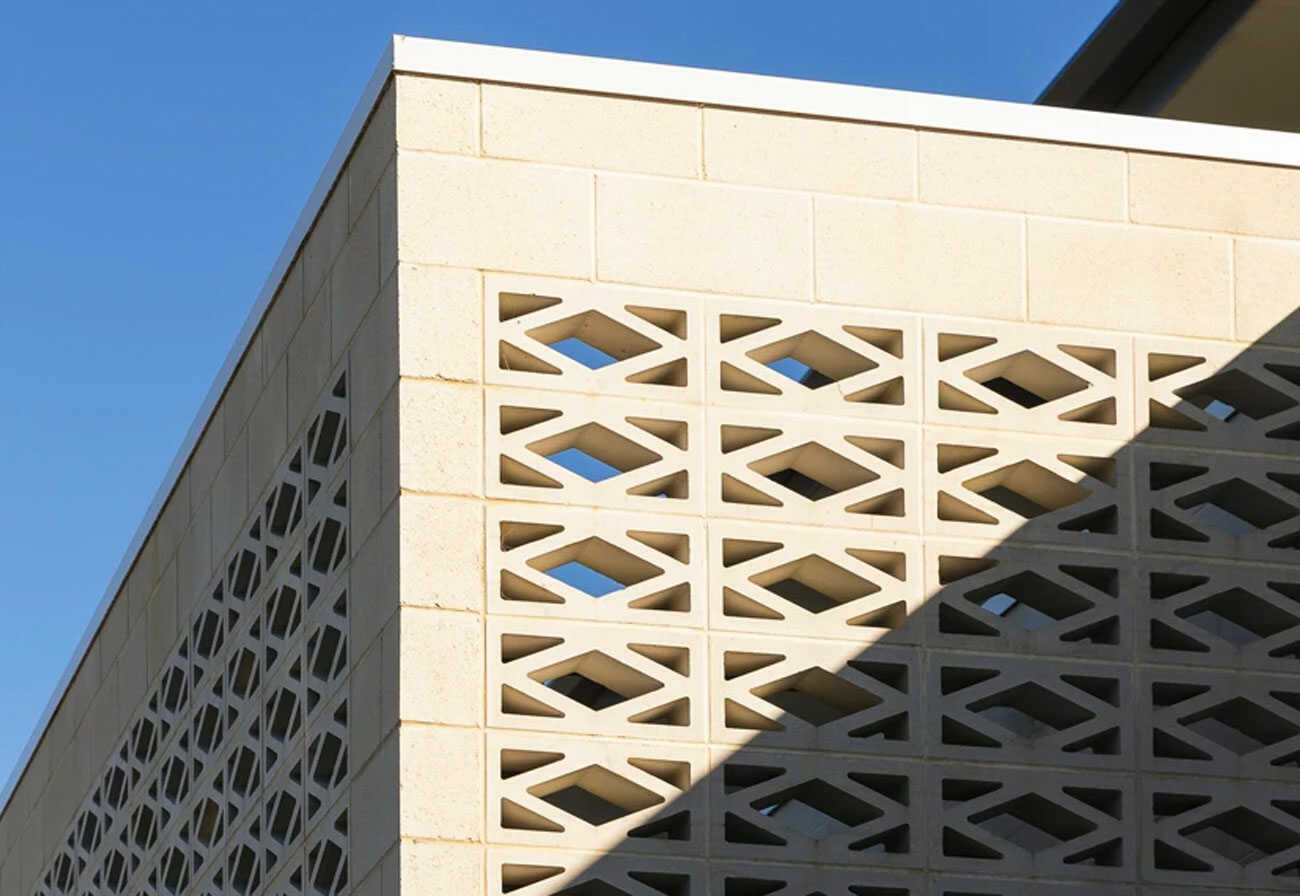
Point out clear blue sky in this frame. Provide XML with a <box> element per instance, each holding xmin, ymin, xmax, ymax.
<box><xmin>0</xmin><ymin>0</ymin><xmax>1116</xmax><ymax>787</ymax></box>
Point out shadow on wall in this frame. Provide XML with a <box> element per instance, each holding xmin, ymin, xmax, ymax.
<box><xmin>485</xmin><ymin>300</ymin><xmax>1300</xmax><ymax>896</ymax></box>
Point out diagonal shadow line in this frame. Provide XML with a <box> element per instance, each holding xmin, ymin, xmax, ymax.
<box><xmin>493</xmin><ymin>306</ymin><xmax>1300</xmax><ymax>896</ymax></box>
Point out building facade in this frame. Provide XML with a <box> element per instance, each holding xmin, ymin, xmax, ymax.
<box><xmin>5</xmin><ymin>35</ymin><xmax>1300</xmax><ymax>896</ymax></box>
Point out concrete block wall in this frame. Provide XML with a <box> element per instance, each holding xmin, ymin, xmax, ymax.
<box><xmin>391</xmin><ymin>68</ymin><xmax>1300</xmax><ymax>895</ymax></box>
<box><xmin>9</xmin><ymin>39</ymin><xmax>1300</xmax><ymax>896</ymax></box>
<box><xmin>0</xmin><ymin>82</ymin><xmax>400</xmax><ymax>896</ymax></box>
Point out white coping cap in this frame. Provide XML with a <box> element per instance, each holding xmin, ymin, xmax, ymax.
<box><xmin>6</xmin><ymin>33</ymin><xmax>1300</xmax><ymax>818</ymax></box>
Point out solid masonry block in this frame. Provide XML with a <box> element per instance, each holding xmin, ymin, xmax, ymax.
<box><xmin>398</xmin><ymin>264</ymin><xmax>482</xmax><ymax>383</ymax></box>
<box><xmin>1235</xmin><ymin>237</ymin><xmax>1300</xmax><ymax>348</ymax></box>
<box><xmin>398</xmin><ymin>153</ymin><xmax>592</xmax><ymax>277</ymax></box>
<box><xmin>394</xmin><ymin>74</ymin><xmax>479</xmax><ymax>153</ymax></box>
<box><xmin>815</xmin><ymin>197</ymin><xmax>1024</xmax><ymax>319</ymax></box>
<box><xmin>1130</xmin><ymin>152</ymin><xmax>1300</xmax><ymax>240</ymax></box>
<box><xmin>486</xmin><ymin>273</ymin><xmax>705</xmax><ymax>404</ymax></box>
<box><xmin>483</xmin><ymin>85</ymin><xmax>699</xmax><ymax>176</ymax></box>
<box><xmin>597</xmin><ymin>174</ymin><xmax>813</xmax><ymax>299</ymax></box>
<box><xmin>1027</xmin><ymin>217</ymin><xmax>1232</xmax><ymax>338</ymax></box>
<box><xmin>919</xmin><ymin>131</ymin><xmax>1125</xmax><ymax>219</ymax></box>
<box><xmin>704</xmin><ymin>107</ymin><xmax>915</xmax><ymax>199</ymax></box>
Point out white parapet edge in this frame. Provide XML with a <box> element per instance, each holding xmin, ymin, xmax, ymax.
<box><xmin>7</xmin><ymin>32</ymin><xmax>1300</xmax><ymax>821</ymax></box>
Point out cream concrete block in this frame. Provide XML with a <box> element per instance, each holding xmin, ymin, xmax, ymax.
<box><xmin>351</xmin><ymin>504</ymin><xmax>399</xmax><ymax>669</ymax></box>
<box><xmin>95</xmin><ymin>591</ymin><xmax>128</xmax><ymax>675</ymax></box>
<box><xmin>705</xmin><ymin>295</ymin><xmax>919</xmax><ymax>419</ymax></box>
<box><xmin>1027</xmin><ymin>218</ymin><xmax>1231</xmax><ymax>337</ymax></box>
<box><xmin>330</xmin><ymin>193</ymin><xmax>382</xmax><ymax>362</ymax></box>
<box><xmin>488</xmin><ymin>616</ymin><xmax>705</xmax><ymax>741</ymax></box>
<box><xmin>398</xmin><ymin>153</ymin><xmax>592</xmax><ymax>277</ymax></box>
<box><xmin>262</xmin><ymin>260</ymin><xmax>304</xmax><ymax>371</ymax></box>
<box><xmin>351</xmin><ymin>274</ymin><xmax>399</xmax><ymax>435</ymax></box>
<box><xmin>287</xmin><ymin>291</ymin><xmax>332</xmax><ymax>430</ymax></box>
<box><xmin>485</xmin><ymin>273</ymin><xmax>703</xmax><ymax>403</ymax></box>
<box><xmin>597</xmin><ymin>175</ymin><xmax>812</xmax><ymax>298</ymax></box>
<box><xmin>705</xmin><ymin>108</ymin><xmax>914</xmax><ymax>199</ymax></box>
<box><xmin>707</xmin><ymin>407</ymin><xmax>920</xmax><ymax>532</ymax></box>
<box><xmin>398</xmin><ymin>265</ymin><xmax>482</xmax><ymax>382</ymax></box>
<box><xmin>398</xmin><ymin>380</ymin><xmax>482</xmax><ymax>495</ymax></box>
<box><xmin>151</xmin><ymin>471</ymin><xmax>188</xmax><ymax>574</ymax></box>
<box><xmin>923</xmin><ymin>315</ymin><xmax>1135</xmax><ymax>438</ymax></box>
<box><xmin>351</xmin><ymin>617</ymin><xmax>397</xmax><ymax>771</ymax></box>
<box><xmin>400</xmin><ymin>724</ymin><xmax>483</xmax><ymax>840</ymax></box>
<box><xmin>1130</xmin><ymin>152</ymin><xmax>1300</xmax><ymax>239</ymax></box>
<box><xmin>378</xmin><ymin>158</ymin><xmax>397</xmax><ymax>280</ymax></box>
<box><xmin>210</xmin><ymin>429</ymin><xmax>248</xmax><ymax>555</ymax></box>
<box><xmin>486</xmin><ymin>389</ymin><xmax>705</xmax><ymax>515</ymax></box>
<box><xmin>145</xmin><ymin>566</ymin><xmax>179</xmax><ymax>673</ymax></box>
<box><xmin>177</xmin><ymin>494</ymin><xmax>209</xmax><ymax>612</ymax></box>
<box><xmin>303</xmin><ymin>184</ymin><xmax>349</xmax><ymax>301</ymax></box>
<box><xmin>351</xmin><ymin>404</ymin><xmax>386</xmax><ymax>550</ymax></box>
<box><xmin>221</xmin><ymin>339</ymin><xmax>264</xmax><ymax>453</ymax></box>
<box><xmin>399</xmin><ymin>608</ymin><xmax>482</xmax><ymax>725</ymax></box>
<box><xmin>395</xmin><ymin>74</ymin><xmax>478</xmax><ymax>153</ymax></box>
<box><xmin>487</xmin><ymin>504</ymin><xmax>705</xmax><ymax>627</ymax></box>
<box><xmin>403</xmin><ymin>842</ymin><xmax>483</xmax><ymax>893</ymax></box>
<box><xmin>248</xmin><ymin>355</ymin><xmax>288</xmax><ymax>491</ymax></box>
<box><xmin>919</xmin><ymin>131</ymin><xmax>1124</xmax><ymax>218</ymax></box>
<box><xmin>1235</xmin><ymin>238</ymin><xmax>1300</xmax><ymax>347</ymax></box>
<box><xmin>487</xmin><ymin>730</ymin><xmax>705</xmax><ymax>855</ymax></box>
<box><xmin>350</xmin><ymin>84</ymin><xmax>396</xmax><ymax>224</ymax></box>
<box><xmin>815</xmin><ymin>197</ymin><xmax>1023</xmax><ymax>318</ymax></box>
<box><xmin>923</xmin><ymin>427</ymin><xmax>1130</xmax><ymax>550</ymax></box>
<box><xmin>351</xmin><ymin>732</ymin><xmax>399</xmax><ymax>880</ymax></box>
<box><xmin>484</xmin><ymin>85</ymin><xmax>698</xmax><ymax>176</ymax></box>
<box><xmin>188</xmin><ymin>419</ymin><xmax>224</xmax><ymax>503</ymax></box>
<box><xmin>707</xmin><ymin>518</ymin><xmax>922</xmax><ymax>639</ymax></box>
<box><xmin>400</xmin><ymin>495</ymin><xmax>483</xmax><ymax>611</ymax></box>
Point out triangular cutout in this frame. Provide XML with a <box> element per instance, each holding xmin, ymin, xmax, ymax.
<box><xmin>499</xmin><ymin>291</ymin><xmax>562</xmax><ymax>321</ymax></box>
<box><xmin>627</xmin><ymin>417</ymin><xmax>688</xmax><ymax>449</ymax></box>
<box><xmin>501</xmin><ymin>798</ymin><xmax>565</xmax><ymax>832</ymax></box>
<box><xmin>1059</xmin><ymin>397</ymin><xmax>1116</xmax><ymax>425</ymax></box>
<box><xmin>720</xmin><ymin>314</ymin><xmax>780</xmax><ymax>342</ymax></box>
<box><xmin>938</xmin><ymin>333</ymin><xmax>998</xmax><ymax>361</ymax></box>
<box><xmin>722</xmin><ymin>588</ymin><xmax>785</xmax><ymax>620</ymax></box>
<box><xmin>627</xmin><ymin>699</ymin><xmax>690</xmax><ymax>727</ymax></box>
<box><xmin>938</xmin><ymin>381</ymin><xmax>996</xmax><ymax>414</ymax></box>
<box><xmin>720</xmin><ymin>425</ymin><xmax>782</xmax><ymax>453</ymax></box>
<box><xmin>720</xmin><ymin>362</ymin><xmax>782</xmax><ymax>395</ymax></box>
<box><xmin>937</xmin><ymin>491</ymin><xmax>997</xmax><ymax>524</ymax></box>
<box><xmin>721</xmin><ymin>475</ymin><xmax>783</xmax><ymax>507</ymax></box>
<box><xmin>723</xmin><ymin>699</ymin><xmax>783</xmax><ymax>731</ymax></box>
<box><xmin>1059</xmin><ymin>344</ymin><xmax>1116</xmax><ymax>375</ymax></box>
<box><xmin>501</xmin><ymin>685</ymin><xmax>564</xmax><ymax>718</ymax></box>
<box><xmin>500</xmin><ymin>456</ymin><xmax>562</xmax><ymax>489</ymax></box>
<box><xmin>500</xmin><ymin>341</ymin><xmax>562</xmax><ymax>375</ymax></box>
<box><xmin>626</xmin><ymin>358</ymin><xmax>688</xmax><ymax>387</ymax></box>
<box><xmin>625</xmin><ymin>305</ymin><xmax>687</xmax><ymax>337</ymax></box>
<box><xmin>1058</xmin><ymin>454</ymin><xmax>1116</xmax><ymax>486</ymax></box>
<box><xmin>1149</xmin><ymin>399</ymin><xmax>1205</xmax><ymax>431</ymax></box>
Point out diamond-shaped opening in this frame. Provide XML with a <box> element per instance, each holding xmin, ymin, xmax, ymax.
<box><xmin>1179</xmin><ymin>587</ymin><xmax>1299</xmax><ymax>645</ymax></box>
<box><xmin>746</xmin><ymin>331</ymin><xmax>876</xmax><ymax>389</ymax></box>
<box><xmin>964</xmin><ymin>460</ymin><xmax>1090</xmax><ymax>519</ymax></box>
<box><xmin>972</xmin><ymin>794</ymin><xmax>1094</xmax><ymax>852</ymax></box>
<box><xmin>1182</xmin><ymin>807</ymin><xmax>1300</xmax><ymax>863</ymax></box>
<box><xmin>530</xmin><ymin>765</ymin><xmax>663</xmax><ymax>825</ymax></box>
<box><xmin>752</xmin><ymin>779</ymin><xmax>880</xmax><ymax>840</ymax></box>
<box><xmin>751</xmin><ymin>667</ymin><xmax>880</xmax><ymax>726</ymax></box>
<box><xmin>749</xmin><ymin>442</ymin><xmax>877</xmax><ymax>501</ymax></box>
<box><xmin>966</xmin><ymin>571</ymin><xmax>1092</xmax><ymax>631</ymax></box>
<box><xmin>969</xmin><ymin>682</ymin><xmax>1095</xmax><ymax>738</ymax></box>
<box><xmin>530</xmin><ymin>423</ymin><xmax>662</xmax><ymax>483</ymax></box>
<box><xmin>530</xmin><ymin>537</ymin><xmax>663</xmax><ymax>597</ymax></box>
<box><xmin>1177</xmin><ymin>369</ymin><xmax>1297</xmax><ymax>423</ymax></box>
<box><xmin>749</xmin><ymin>554</ymin><xmax>879</xmax><ymax>613</ymax></box>
<box><xmin>531</xmin><ymin>651</ymin><xmax>663</xmax><ymax>709</ymax></box>
<box><xmin>966</xmin><ymin>350</ymin><xmax>1088</xmax><ymax>408</ymax></box>
<box><xmin>1176</xmin><ymin>478</ymin><xmax>1298</xmax><ymax>534</ymax></box>
<box><xmin>528</xmin><ymin>310</ymin><xmax>661</xmax><ymax>370</ymax></box>
<box><xmin>1180</xmin><ymin>698</ymin><xmax>1300</xmax><ymax>755</ymax></box>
